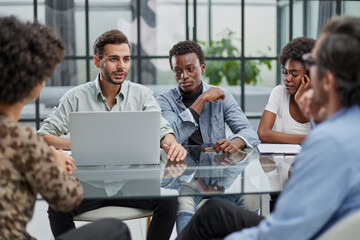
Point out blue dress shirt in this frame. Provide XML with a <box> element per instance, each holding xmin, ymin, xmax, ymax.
<box><xmin>226</xmin><ymin>106</ymin><xmax>360</xmax><ymax>240</ymax></box>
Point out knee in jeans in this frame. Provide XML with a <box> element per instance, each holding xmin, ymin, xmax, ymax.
<box><xmin>178</xmin><ymin>197</ymin><xmax>196</xmax><ymax>213</ymax></box>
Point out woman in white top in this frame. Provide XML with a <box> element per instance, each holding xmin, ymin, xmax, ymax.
<box><xmin>258</xmin><ymin>37</ymin><xmax>315</xmax><ymax>144</ymax></box>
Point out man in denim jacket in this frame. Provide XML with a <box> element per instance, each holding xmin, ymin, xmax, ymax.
<box><xmin>157</xmin><ymin>40</ymin><xmax>260</xmax><ymax>153</ymax></box>
<box><xmin>157</xmin><ymin>40</ymin><xmax>260</xmax><ymax>232</ymax></box>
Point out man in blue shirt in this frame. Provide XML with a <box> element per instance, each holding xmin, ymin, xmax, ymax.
<box><xmin>157</xmin><ymin>40</ymin><xmax>260</xmax><ymax>232</ymax></box>
<box><xmin>177</xmin><ymin>16</ymin><xmax>360</xmax><ymax>240</ymax></box>
<box><xmin>157</xmin><ymin>40</ymin><xmax>259</xmax><ymax>153</ymax></box>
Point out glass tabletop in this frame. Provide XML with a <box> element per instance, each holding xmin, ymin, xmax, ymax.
<box><xmin>74</xmin><ymin>145</ymin><xmax>296</xmax><ymax>199</ymax></box>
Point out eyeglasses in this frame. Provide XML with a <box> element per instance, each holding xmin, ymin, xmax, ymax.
<box><xmin>302</xmin><ymin>53</ymin><xmax>316</xmax><ymax>71</ymax></box>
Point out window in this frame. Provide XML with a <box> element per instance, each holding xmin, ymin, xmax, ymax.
<box><xmin>0</xmin><ymin>0</ymin><xmax>357</xmax><ymax>129</ymax></box>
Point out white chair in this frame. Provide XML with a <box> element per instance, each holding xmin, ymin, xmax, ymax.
<box><xmin>74</xmin><ymin>206</ymin><xmax>153</xmax><ymax>232</ymax></box>
<box><xmin>317</xmin><ymin>209</ymin><xmax>360</xmax><ymax>240</ymax></box>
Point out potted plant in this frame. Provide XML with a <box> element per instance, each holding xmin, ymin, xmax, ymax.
<box><xmin>201</xmin><ymin>29</ymin><xmax>272</xmax><ymax>86</ymax></box>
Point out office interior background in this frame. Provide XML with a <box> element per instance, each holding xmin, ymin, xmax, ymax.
<box><xmin>1</xmin><ymin>0</ymin><xmax>359</xmax><ymax>130</ymax></box>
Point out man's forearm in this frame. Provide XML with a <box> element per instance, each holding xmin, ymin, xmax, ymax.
<box><xmin>190</xmin><ymin>95</ymin><xmax>207</xmax><ymax>115</ymax></box>
<box><xmin>42</xmin><ymin>134</ymin><xmax>71</xmax><ymax>150</ymax></box>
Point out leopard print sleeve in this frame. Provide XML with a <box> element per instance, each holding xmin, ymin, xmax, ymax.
<box><xmin>21</xmin><ymin>128</ymin><xmax>83</xmax><ymax>212</ymax></box>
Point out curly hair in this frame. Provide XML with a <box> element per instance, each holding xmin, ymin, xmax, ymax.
<box><xmin>318</xmin><ymin>16</ymin><xmax>360</xmax><ymax>107</ymax></box>
<box><xmin>93</xmin><ymin>30</ymin><xmax>130</xmax><ymax>58</ymax></box>
<box><xmin>279</xmin><ymin>37</ymin><xmax>315</xmax><ymax>67</ymax></box>
<box><xmin>169</xmin><ymin>40</ymin><xmax>205</xmax><ymax>69</ymax></box>
<box><xmin>0</xmin><ymin>16</ymin><xmax>64</xmax><ymax>104</ymax></box>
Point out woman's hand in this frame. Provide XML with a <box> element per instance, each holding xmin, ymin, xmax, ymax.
<box><xmin>295</xmin><ymin>74</ymin><xmax>312</xmax><ymax>105</ymax></box>
<box><xmin>49</xmin><ymin>146</ymin><xmax>75</xmax><ymax>175</ymax></box>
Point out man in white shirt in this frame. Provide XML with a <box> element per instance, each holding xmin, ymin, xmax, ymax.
<box><xmin>39</xmin><ymin>29</ymin><xmax>186</xmax><ymax>240</ymax></box>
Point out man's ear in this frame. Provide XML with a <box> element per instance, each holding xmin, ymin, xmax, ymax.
<box><xmin>94</xmin><ymin>55</ymin><xmax>100</xmax><ymax>68</ymax></box>
<box><xmin>201</xmin><ymin>63</ymin><xmax>206</xmax><ymax>74</ymax></box>
<box><xmin>323</xmin><ymin>70</ymin><xmax>336</xmax><ymax>92</ymax></box>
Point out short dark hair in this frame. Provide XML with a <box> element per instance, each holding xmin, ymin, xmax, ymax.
<box><xmin>93</xmin><ymin>30</ymin><xmax>130</xmax><ymax>57</ymax></box>
<box><xmin>318</xmin><ymin>16</ymin><xmax>360</xmax><ymax>107</ymax></box>
<box><xmin>0</xmin><ymin>16</ymin><xmax>64</xmax><ymax>104</ymax></box>
<box><xmin>169</xmin><ymin>40</ymin><xmax>205</xmax><ymax>69</ymax></box>
<box><xmin>279</xmin><ymin>37</ymin><xmax>315</xmax><ymax>67</ymax></box>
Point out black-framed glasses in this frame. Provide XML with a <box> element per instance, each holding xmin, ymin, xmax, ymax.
<box><xmin>302</xmin><ymin>53</ymin><xmax>316</xmax><ymax>71</ymax></box>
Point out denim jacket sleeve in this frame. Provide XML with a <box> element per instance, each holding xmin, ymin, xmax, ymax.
<box><xmin>222</xmin><ymin>89</ymin><xmax>260</xmax><ymax>148</ymax></box>
<box><xmin>157</xmin><ymin>91</ymin><xmax>198</xmax><ymax>144</ymax></box>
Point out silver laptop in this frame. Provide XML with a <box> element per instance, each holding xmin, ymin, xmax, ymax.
<box><xmin>69</xmin><ymin>111</ymin><xmax>161</xmax><ymax>166</ymax></box>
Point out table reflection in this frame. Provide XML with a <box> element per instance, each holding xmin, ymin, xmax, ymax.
<box><xmin>75</xmin><ymin>166</ymin><xmax>161</xmax><ymax>199</ymax></box>
<box><xmin>161</xmin><ymin>146</ymin><xmax>251</xmax><ymax>195</ymax></box>
<box><xmin>161</xmin><ymin>145</ymin><xmax>253</xmax><ymax>232</ymax></box>
<box><xmin>259</xmin><ymin>155</ymin><xmax>295</xmax><ymax>191</ymax></box>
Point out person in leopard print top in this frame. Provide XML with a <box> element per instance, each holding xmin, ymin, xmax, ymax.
<box><xmin>0</xmin><ymin>114</ymin><xmax>83</xmax><ymax>240</ymax></box>
<box><xmin>0</xmin><ymin>16</ymin><xmax>130</xmax><ymax>240</ymax></box>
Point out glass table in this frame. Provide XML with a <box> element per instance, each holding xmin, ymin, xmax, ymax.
<box><xmin>74</xmin><ymin>145</ymin><xmax>296</xmax><ymax>205</ymax></box>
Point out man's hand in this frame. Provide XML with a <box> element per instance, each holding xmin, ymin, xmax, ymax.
<box><xmin>161</xmin><ymin>133</ymin><xmax>187</xmax><ymax>161</ymax></box>
<box><xmin>162</xmin><ymin>142</ymin><xmax>187</xmax><ymax>162</ymax></box>
<box><xmin>191</xmin><ymin>87</ymin><xmax>225</xmax><ymax>115</ymax></box>
<box><xmin>295</xmin><ymin>74</ymin><xmax>312</xmax><ymax>105</ymax></box>
<box><xmin>298</xmin><ymin>89</ymin><xmax>327</xmax><ymax>123</ymax></box>
<box><xmin>202</xmin><ymin>87</ymin><xmax>225</xmax><ymax>103</ymax></box>
<box><xmin>50</xmin><ymin>146</ymin><xmax>75</xmax><ymax>175</ymax></box>
<box><xmin>213</xmin><ymin>138</ymin><xmax>245</xmax><ymax>154</ymax></box>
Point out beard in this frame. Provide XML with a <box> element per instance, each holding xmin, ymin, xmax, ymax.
<box><xmin>102</xmin><ymin>69</ymin><xmax>127</xmax><ymax>85</ymax></box>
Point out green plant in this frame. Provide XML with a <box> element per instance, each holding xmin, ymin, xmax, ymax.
<box><xmin>200</xmin><ymin>29</ymin><xmax>272</xmax><ymax>86</ymax></box>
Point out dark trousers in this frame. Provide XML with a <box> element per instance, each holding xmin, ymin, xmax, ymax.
<box><xmin>270</xmin><ymin>193</ymin><xmax>280</xmax><ymax>212</ymax></box>
<box><xmin>57</xmin><ymin>218</ymin><xmax>131</xmax><ymax>240</ymax></box>
<box><xmin>49</xmin><ymin>198</ymin><xmax>177</xmax><ymax>240</ymax></box>
<box><xmin>176</xmin><ymin>198</ymin><xmax>264</xmax><ymax>240</ymax></box>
